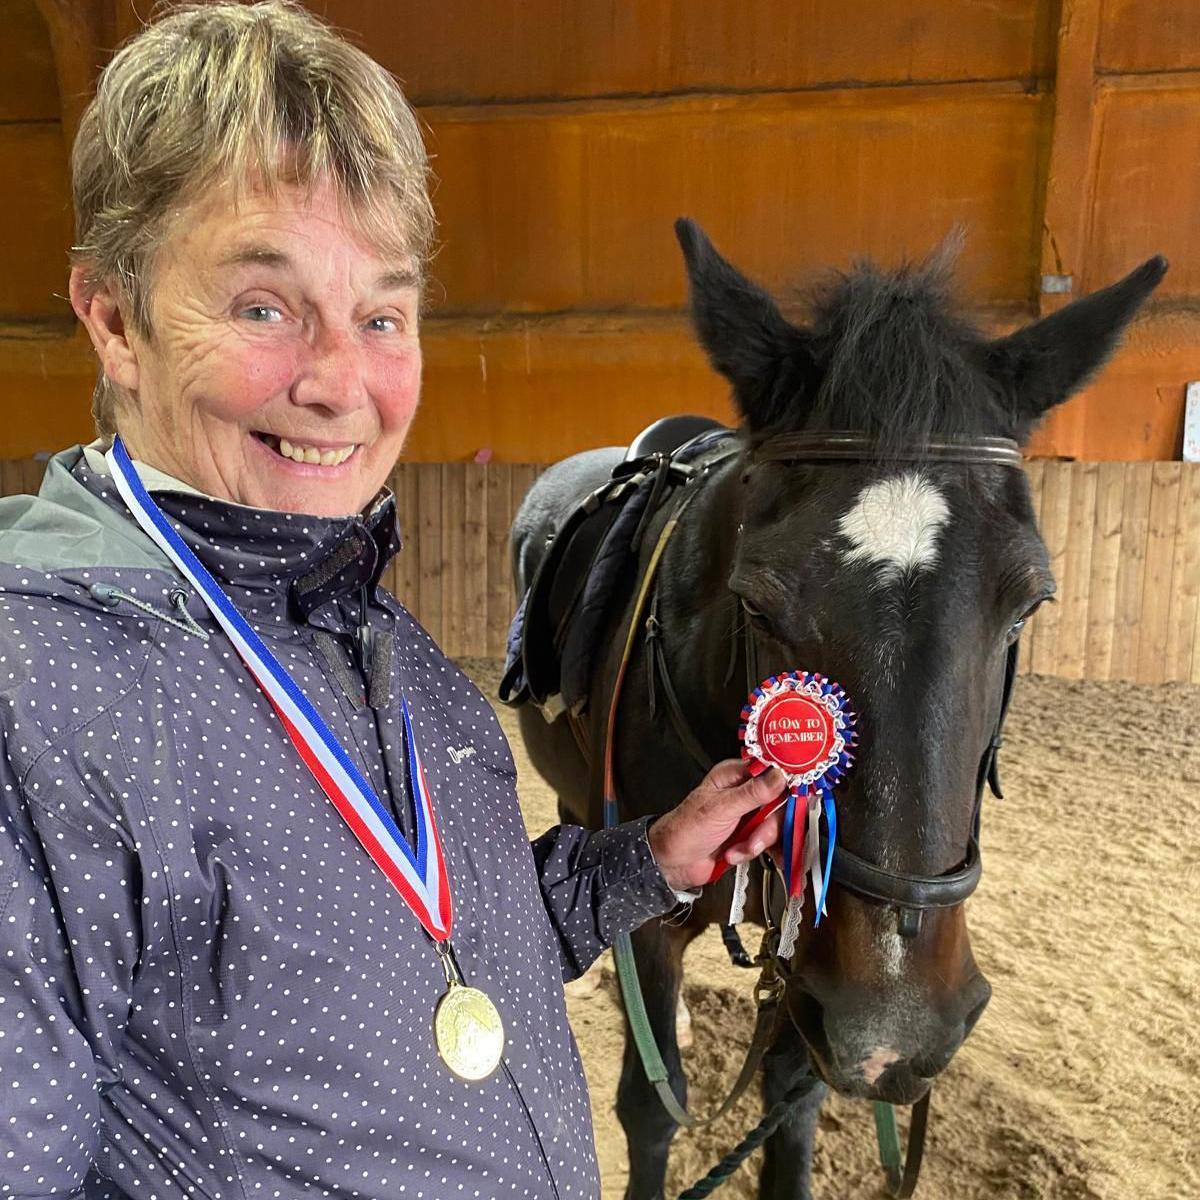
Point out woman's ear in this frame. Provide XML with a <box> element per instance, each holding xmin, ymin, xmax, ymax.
<box><xmin>69</xmin><ymin>266</ymin><xmax>141</xmax><ymax>394</ymax></box>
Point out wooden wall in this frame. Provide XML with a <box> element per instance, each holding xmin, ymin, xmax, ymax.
<box><xmin>5</xmin><ymin>455</ymin><xmax>1195</xmax><ymax>684</ymax></box>
<box><xmin>1</xmin><ymin>1</ymin><xmax>1199</xmax><ymax>463</ymax></box>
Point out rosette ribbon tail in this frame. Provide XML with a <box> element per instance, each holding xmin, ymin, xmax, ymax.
<box><xmin>813</xmin><ymin>788</ymin><xmax>837</xmax><ymax>927</ymax></box>
<box><xmin>806</xmin><ymin>795</ymin><xmax>824</xmax><ymax>925</ymax></box>
<box><xmin>780</xmin><ymin>792</ymin><xmax>797</xmax><ymax>895</ymax></box>
<box><xmin>787</xmin><ymin>789</ymin><xmax>806</xmax><ymax>899</ymax></box>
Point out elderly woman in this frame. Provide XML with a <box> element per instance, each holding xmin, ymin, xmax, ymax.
<box><xmin>0</xmin><ymin>4</ymin><xmax>786</xmax><ymax>1197</ymax></box>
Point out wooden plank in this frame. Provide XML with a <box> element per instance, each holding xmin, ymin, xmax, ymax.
<box><xmin>1034</xmin><ymin>0</ymin><xmax>1102</xmax><ymax>461</ymax></box>
<box><xmin>1109</xmin><ymin>463</ymin><xmax>1154</xmax><ymax>681</ymax></box>
<box><xmin>1164</xmin><ymin>466</ymin><xmax>1200</xmax><ymax>682</ymax></box>
<box><xmin>0</xmin><ymin>125</ymin><xmax>74</xmax><ymax>319</ymax></box>
<box><xmin>34</xmin><ymin>0</ymin><xmax>111</xmax><ymax>145</ymax></box>
<box><xmin>486</xmin><ymin>464</ymin><xmax>515</xmax><ymax>659</ymax></box>
<box><xmin>2</xmin><ymin>0</ymin><xmax>62</xmax><ymax>122</ymax></box>
<box><xmin>1031</xmin><ymin>460</ymin><xmax>1073</xmax><ymax>676</ymax></box>
<box><xmin>427</xmin><ymin>87</ymin><xmax>1046</xmax><ymax>314</ymax></box>
<box><xmin>416</xmin><ymin>463</ymin><xmax>444</xmax><ymax>646</ymax></box>
<box><xmin>509</xmin><ymin>466</ymin><xmax>541</xmax><ymax>526</ymax></box>
<box><xmin>336</xmin><ymin>0</ymin><xmax>1052</xmax><ymax>106</ymax></box>
<box><xmin>19</xmin><ymin>456</ymin><xmax>45</xmax><ymax>495</ymax></box>
<box><xmin>1084</xmin><ymin>462</ymin><xmax>1127</xmax><ymax>680</ymax></box>
<box><xmin>441</xmin><ymin>463</ymin><xmax>467</xmax><ymax>658</ymax></box>
<box><xmin>0</xmin><ymin>459</ymin><xmax>27</xmax><ymax>498</ymax></box>
<box><xmin>463</xmin><ymin>465</ymin><xmax>488</xmax><ymax>656</ymax></box>
<box><xmin>1018</xmin><ymin>459</ymin><xmax>1045</xmax><ymax>676</ymax></box>
<box><xmin>1097</xmin><ymin>0</ymin><xmax>1200</xmax><ymax>74</ymax></box>
<box><xmin>1084</xmin><ymin>86</ymin><xmax>1200</xmax><ymax>299</ymax></box>
<box><xmin>4</xmin><ymin>309</ymin><xmax>1198</xmax><ymax>468</ymax></box>
<box><xmin>1136</xmin><ymin>461</ymin><xmax>1182</xmax><ymax>684</ymax></box>
<box><xmin>1054</xmin><ymin>460</ymin><xmax>1098</xmax><ymax>679</ymax></box>
<box><xmin>392</xmin><ymin>464</ymin><xmax>421</xmax><ymax>612</ymax></box>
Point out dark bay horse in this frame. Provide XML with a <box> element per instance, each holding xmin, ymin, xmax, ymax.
<box><xmin>510</xmin><ymin>220</ymin><xmax>1164</xmax><ymax>1199</ymax></box>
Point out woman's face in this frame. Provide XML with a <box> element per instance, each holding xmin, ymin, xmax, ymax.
<box><xmin>111</xmin><ymin>177</ymin><xmax>422</xmax><ymax>517</ymax></box>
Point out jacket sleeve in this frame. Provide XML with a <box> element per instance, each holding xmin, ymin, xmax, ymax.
<box><xmin>0</xmin><ymin>748</ymin><xmax>141</xmax><ymax>1197</ymax></box>
<box><xmin>529</xmin><ymin>816</ymin><xmax>681</xmax><ymax>981</ymax></box>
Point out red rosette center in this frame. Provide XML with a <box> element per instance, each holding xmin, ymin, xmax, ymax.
<box><xmin>756</xmin><ymin>692</ymin><xmax>835</xmax><ymax>775</ymax></box>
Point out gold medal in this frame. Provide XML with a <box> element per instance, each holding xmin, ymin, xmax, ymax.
<box><xmin>433</xmin><ymin>944</ymin><xmax>505</xmax><ymax>1081</ymax></box>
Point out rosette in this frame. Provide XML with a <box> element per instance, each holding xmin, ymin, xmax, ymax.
<box><xmin>724</xmin><ymin>671</ymin><xmax>857</xmax><ymax>956</ymax></box>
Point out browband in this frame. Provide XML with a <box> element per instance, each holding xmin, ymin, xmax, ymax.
<box><xmin>751</xmin><ymin>432</ymin><xmax>1024</xmax><ymax>469</ymax></box>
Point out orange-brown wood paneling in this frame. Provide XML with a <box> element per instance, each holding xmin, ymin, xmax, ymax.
<box><xmin>1</xmin><ymin>0</ymin><xmax>61</xmax><ymax>121</ymax></box>
<box><xmin>427</xmin><ymin>86</ymin><xmax>1048</xmax><ymax>315</ymax></box>
<box><xmin>0</xmin><ymin>125</ymin><xmax>74</xmax><ymax>319</ymax></box>
<box><xmin>1097</xmin><ymin>0</ymin><xmax>1200</xmax><ymax>74</ymax></box>
<box><xmin>3</xmin><ymin>0</ymin><xmax>1200</xmax><ymax>464</ymax></box>
<box><xmin>1083</xmin><ymin>82</ymin><xmax>1200</xmax><ymax>299</ymax></box>
<box><xmin>329</xmin><ymin>0</ymin><xmax>1053</xmax><ymax>104</ymax></box>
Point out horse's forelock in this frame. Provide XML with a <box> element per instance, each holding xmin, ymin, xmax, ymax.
<box><xmin>766</xmin><ymin>254</ymin><xmax>1013</xmax><ymax>450</ymax></box>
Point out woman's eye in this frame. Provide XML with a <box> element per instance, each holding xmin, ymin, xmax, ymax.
<box><xmin>241</xmin><ymin>304</ymin><xmax>284</xmax><ymax>323</ymax></box>
<box><xmin>366</xmin><ymin>316</ymin><xmax>397</xmax><ymax>333</ymax></box>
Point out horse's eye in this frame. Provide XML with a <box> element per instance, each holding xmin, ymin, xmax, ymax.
<box><xmin>1007</xmin><ymin>597</ymin><xmax>1051</xmax><ymax>643</ymax></box>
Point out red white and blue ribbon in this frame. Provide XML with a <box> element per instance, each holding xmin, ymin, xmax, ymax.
<box><xmin>723</xmin><ymin>671</ymin><xmax>856</xmax><ymax>950</ymax></box>
<box><xmin>106</xmin><ymin>436</ymin><xmax>453</xmax><ymax>943</ymax></box>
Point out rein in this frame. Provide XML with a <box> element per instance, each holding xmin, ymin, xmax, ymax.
<box><xmin>603</xmin><ymin>430</ymin><xmax>1026</xmax><ymax>1197</ymax></box>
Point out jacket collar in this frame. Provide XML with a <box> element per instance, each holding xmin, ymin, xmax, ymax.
<box><xmin>71</xmin><ymin>448</ymin><xmax>402</xmax><ymax>629</ymax></box>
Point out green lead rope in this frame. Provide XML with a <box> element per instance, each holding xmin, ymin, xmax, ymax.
<box><xmin>873</xmin><ymin>1094</ymin><xmax>931</xmax><ymax>1199</ymax></box>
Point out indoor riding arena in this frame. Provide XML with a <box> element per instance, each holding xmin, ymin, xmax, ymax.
<box><xmin>2</xmin><ymin>3</ymin><xmax>1196</xmax><ymax>1199</ymax></box>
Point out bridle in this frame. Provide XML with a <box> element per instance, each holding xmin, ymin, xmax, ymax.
<box><xmin>603</xmin><ymin>430</ymin><xmax>1028</xmax><ymax>1185</ymax></box>
<box><xmin>642</xmin><ymin>430</ymin><xmax>1026</xmax><ymax>938</ymax></box>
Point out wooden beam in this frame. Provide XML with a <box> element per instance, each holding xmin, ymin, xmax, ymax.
<box><xmin>33</xmin><ymin>0</ymin><xmax>114</xmax><ymax>148</ymax></box>
<box><xmin>1036</xmin><ymin>0</ymin><xmax>1103</xmax><ymax>460</ymax></box>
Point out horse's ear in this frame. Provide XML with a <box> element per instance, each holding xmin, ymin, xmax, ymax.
<box><xmin>675</xmin><ymin>218</ymin><xmax>814</xmax><ymax>431</ymax></box>
<box><xmin>985</xmin><ymin>255</ymin><xmax>1167</xmax><ymax>437</ymax></box>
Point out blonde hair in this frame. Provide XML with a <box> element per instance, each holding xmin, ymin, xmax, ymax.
<box><xmin>71</xmin><ymin>0</ymin><xmax>435</xmax><ymax>437</ymax></box>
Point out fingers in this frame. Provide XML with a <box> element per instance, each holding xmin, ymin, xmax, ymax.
<box><xmin>703</xmin><ymin>758</ymin><xmax>755</xmax><ymax>789</ymax></box>
<box><xmin>725</xmin><ymin>763</ymin><xmax>788</xmax><ymax>815</ymax></box>
<box><xmin>724</xmin><ymin>808</ymin><xmax>785</xmax><ymax>865</ymax></box>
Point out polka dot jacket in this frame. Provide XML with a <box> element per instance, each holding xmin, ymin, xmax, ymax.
<box><xmin>0</xmin><ymin>449</ymin><xmax>679</xmax><ymax>1199</ymax></box>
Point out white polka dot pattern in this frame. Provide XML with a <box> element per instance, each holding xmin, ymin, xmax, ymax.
<box><xmin>0</xmin><ymin>456</ymin><xmax>677</xmax><ymax>1198</ymax></box>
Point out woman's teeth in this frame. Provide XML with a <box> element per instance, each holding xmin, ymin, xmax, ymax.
<box><xmin>276</xmin><ymin>437</ymin><xmax>356</xmax><ymax>466</ymax></box>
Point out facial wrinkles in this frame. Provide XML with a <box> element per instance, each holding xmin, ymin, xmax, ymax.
<box><xmin>114</xmin><ymin>178</ymin><xmax>421</xmax><ymax>515</ymax></box>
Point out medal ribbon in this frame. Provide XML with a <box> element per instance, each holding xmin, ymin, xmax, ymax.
<box><xmin>106</xmin><ymin>437</ymin><xmax>452</xmax><ymax>942</ymax></box>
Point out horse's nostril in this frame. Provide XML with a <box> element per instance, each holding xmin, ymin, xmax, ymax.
<box><xmin>963</xmin><ymin>984</ymin><xmax>992</xmax><ymax>1036</ymax></box>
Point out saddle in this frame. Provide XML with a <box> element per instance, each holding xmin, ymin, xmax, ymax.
<box><xmin>499</xmin><ymin>416</ymin><xmax>730</xmax><ymax>716</ymax></box>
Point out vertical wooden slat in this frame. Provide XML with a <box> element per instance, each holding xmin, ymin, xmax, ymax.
<box><xmin>0</xmin><ymin>459</ymin><xmax>26</xmax><ymax>498</ymax></box>
<box><xmin>393</xmin><ymin>464</ymin><xmax>420</xmax><ymax>612</ymax></box>
<box><xmin>1031</xmin><ymin>460</ymin><xmax>1072</xmax><ymax>676</ymax></box>
<box><xmin>1018</xmin><ymin>460</ymin><xmax>1045</xmax><ymax>676</ymax></box>
<box><xmin>1136</xmin><ymin>462</ymin><xmax>1182</xmax><ymax>684</ymax></box>
<box><xmin>1109</xmin><ymin>463</ymin><xmax>1154</xmax><ymax>681</ymax></box>
<box><xmin>417</xmin><ymin>463</ymin><xmax>444</xmax><ymax>645</ymax></box>
<box><xmin>369</xmin><ymin>458</ymin><xmax>1200</xmax><ymax>680</ymax></box>
<box><xmin>463</xmin><ymin>465</ymin><xmax>488</xmax><ymax>656</ymax></box>
<box><xmin>21</xmin><ymin>457</ymin><xmax>46</xmax><ymax>494</ymax></box>
<box><xmin>441</xmin><ymin>463</ymin><xmax>467</xmax><ymax>658</ymax></box>
<box><xmin>1054</xmin><ymin>460</ymin><xmax>1097</xmax><ymax>679</ymax></box>
<box><xmin>486</xmin><ymin>464</ymin><xmax>515</xmax><ymax>659</ymax></box>
<box><xmin>1165</xmin><ymin>465</ymin><xmax>1200</xmax><ymax>682</ymax></box>
<box><xmin>1084</xmin><ymin>461</ymin><xmax>1127</xmax><ymax>681</ymax></box>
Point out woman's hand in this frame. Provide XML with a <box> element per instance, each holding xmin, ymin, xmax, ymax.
<box><xmin>647</xmin><ymin>759</ymin><xmax>789</xmax><ymax>891</ymax></box>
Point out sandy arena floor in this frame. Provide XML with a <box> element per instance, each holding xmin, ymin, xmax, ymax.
<box><xmin>460</xmin><ymin>660</ymin><xmax>1198</xmax><ymax>1200</ymax></box>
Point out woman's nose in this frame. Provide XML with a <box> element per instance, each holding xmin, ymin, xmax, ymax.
<box><xmin>291</xmin><ymin>327</ymin><xmax>370</xmax><ymax>413</ymax></box>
